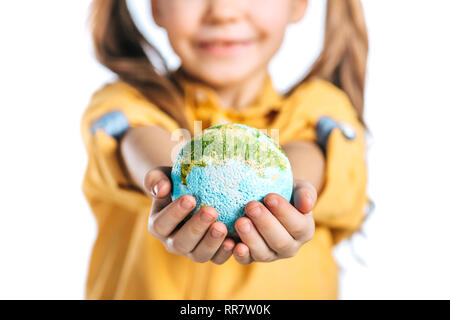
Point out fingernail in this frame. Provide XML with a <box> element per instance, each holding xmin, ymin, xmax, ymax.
<box><xmin>237</xmin><ymin>248</ymin><xmax>247</xmax><ymax>257</ymax></box>
<box><xmin>299</xmin><ymin>191</ymin><xmax>314</xmax><ymax>214</ymax></box>
<box><xmin>247</xmin><ymin>204</ymin><xmax>260</xmax><ymax>217</ymax></box>
<box><xmin>266</xmin><ymin>196</ymin><xmax>278</xmax><ymax>208</ymax></box>
<box><xmin>201</xmin><ymin>211</ymin><xmax>215</xmax><ymax>223</ymax></box>
<box><xmin>211</xmin><ymin>228</ymin><xmax>224</xmax><ymax>238</ymax></box>
<box><xmin>180</xmin><ymin>196</ymin><xmax>193</xmax><ymax>210</ymax></box>
<box><xmin>239</xmin><ymin>222</ymin><xmax>250</xmax><ymax>233</ymax></box>
<box><xmin>305</xmin><ymin>191</ymin><xmax>313</xmax><ymax>205</ymax></box>
<box><xmin>153</xmin><ymin>180</ymin><xmax>163</xmax><ymax>197</ymax></box>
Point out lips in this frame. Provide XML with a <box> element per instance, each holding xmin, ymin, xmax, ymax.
<box><xmin>196</xmin><ymin>39</ymin><xmax>255</xmax><ymax>56</ymax></box>
<box><xmin>198</xmin><ymin>39</ymin><xmax>253</xmax><ymax>46</ymax></box>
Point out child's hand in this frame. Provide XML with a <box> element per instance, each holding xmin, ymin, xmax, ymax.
<box><xmin>232</xmin><ymin>180</ymin><xmax>317</xmax><ymax>265</ymax></box>
<box><xmin>144</xmin><ymin>167</ymin><xmax>236</xmax><ymax>265</ymax></box>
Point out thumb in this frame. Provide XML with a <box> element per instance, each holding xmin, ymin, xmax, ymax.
<box><xmin>292</xmin><ymin>179</ymin><xmax>317</xmax><ymax>214</ymax></box>
<box><xmin>143</xmin><ymin>166</ymin><xmax>172</xmax><ymax>199</ymax></box>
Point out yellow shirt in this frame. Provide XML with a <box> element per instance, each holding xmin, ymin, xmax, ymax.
<box><xmin>81</xmin><ymin>70</ymin><xmax>368</xmax><ymax>300</ymax></box>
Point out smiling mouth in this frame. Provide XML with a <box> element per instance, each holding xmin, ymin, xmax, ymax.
<box><xmin>196</xmin><ymin>39</ymin><xmax>255</xmax><ymax>56</ymax></box>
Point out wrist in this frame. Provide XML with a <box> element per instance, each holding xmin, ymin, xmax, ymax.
<box><xmin>120</xmin><ymin>125</ymin><xmax>177</xmax><ymax>192</ymax></box>
<box><xmin>283</xmin><ymin>141</ymin><xmax>325</xmax><ymax>195</ymax></box>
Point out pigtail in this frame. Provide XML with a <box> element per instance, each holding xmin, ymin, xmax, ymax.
<box><xmin>90</xmin><ymin>0</ymin><xmax>191</xmax><ymax>131</ymax></box>
<box><xmin>300</xmin><ymin>0</ymin><xmax>373</xmax><ymax>233</ymax></box>
<box><xmin>296</xmin><ymin>0</ymin><xmax>369</xmax><ymax>125</ymax></box>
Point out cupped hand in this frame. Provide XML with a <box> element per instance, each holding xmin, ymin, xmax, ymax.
<box><xmin>232</xmin><ymin>179</ymin><xmax>317</xmax><ymax>265</ymax></box>
<box><xmin>144</xmin><ymin>166</ymin><xmax>236</xmax><ymax>264</ymax></box>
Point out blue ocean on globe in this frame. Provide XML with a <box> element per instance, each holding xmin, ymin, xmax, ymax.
<box><xmin>171</xmin><ymin>123</ymin><xmax>293</xmax><ymax>238</ymax></box>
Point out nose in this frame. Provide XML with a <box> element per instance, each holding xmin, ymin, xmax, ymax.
<box><xmin>204</xmin><ymin>0</ymin><xmax>243</xmax><ymax>25</ymax></box>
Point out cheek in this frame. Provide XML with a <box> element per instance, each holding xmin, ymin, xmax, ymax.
<box><xmin>251</xmin><ymin>3</ymin><xmax>291</xmax><ymax>53</ymax></box>
<box><xmin>159</xmin><ymin>2</ymin><xmax>203</xmax><ymax>53</ymax></box>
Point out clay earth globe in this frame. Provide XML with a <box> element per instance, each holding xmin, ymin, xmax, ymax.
<box><xmin>171</xmin><ymin>123</ymin><xmax>293</xmax><ymax>238</ymax></box>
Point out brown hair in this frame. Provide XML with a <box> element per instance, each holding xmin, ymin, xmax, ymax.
<box><xmin>298</xmin><ymin>0</ymin><xmax>369</xmax><ymax>125</ymax></box>
<box><xmin>90</xmin><ymin>0</ymin><xmax>368</xmax><ymax>130</ymax></box>
<box><xmin>90</xmin><ymin>0</ymin><xmax>191</xmax><ymax>130</ymax></box>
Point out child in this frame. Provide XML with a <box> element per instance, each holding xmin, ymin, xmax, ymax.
<box><xmin>82</xmin><ymin>0</ymin><xmax>369</xmax><ymax>299</ymax></box>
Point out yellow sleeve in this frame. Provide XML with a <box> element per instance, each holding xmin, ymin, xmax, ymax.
<box><xmin>314</xmin><ymin>114</ymin><xmax>368</xmax><ymax>244</ymax></box>
<box><xmin>284</xmin><ymin>80</ymin><xmax>370</xmax><ymax>244</ymax></box>
<box><xmin>80</xmin><ymin>81</ymin><xmax>180</xmax><ymax>214</ymax></box>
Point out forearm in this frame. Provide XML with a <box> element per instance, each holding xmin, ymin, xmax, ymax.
<box><xmin>282</xmin><ymin>141</ymin><xmax>326</xmax><ymax>195</ymax></box>
<box><xmin>120</xmin><ymin>125</ymin><xmax>178</xmax><ymax>192</ymax></box>
<box><xmin>120</xmin><ymin>127</ymin><xmax>325</xmax><ymax>195</ymax></box>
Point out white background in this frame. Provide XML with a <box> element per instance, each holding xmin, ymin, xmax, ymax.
<box><xmin>1</xmin><ymin>0</ymin><xmax>449</xmax><ymax>299</ymax></box>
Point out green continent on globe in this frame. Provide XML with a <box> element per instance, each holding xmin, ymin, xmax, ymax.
<box><xmin>179</xmin><ymin>124</ymin><xmax>287</xmax><ymax>186</ymax></box>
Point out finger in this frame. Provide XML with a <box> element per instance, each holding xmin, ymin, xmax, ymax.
<box><xmin>169</xmin><ymin>206</ymin><xmax>218</xmax><ymax>254</ymax></box>
<box><xmin>190</xmin><ymin>222</ymin><xmax>228</xmax><ymax>263</ymax></box>
<box><xmin>233</xmin><ymin>242</ymin><xmax>252</xmax><ymax>265</ymax></box>
<box><xmin>148</xmin><ymin>195</ymin><xmax>196</xmax><ymax>239</ymax></box>
<box><xmin>265</xmin><ymin>193</ymin><xmax>315</xmax><ymax>244</ymax></box>
<box><xmin>292</xmin><ymin>179</ymin><xmax>317</xmax><ymax>214</ymax></box>
<box><xmin>145</xmin><ymin>166</ymin><xmax>173</xmax><ymax>213</ymax></box>
<box><xmin>211</xmin><ymin>238</ymin><xmax>236</xmax><ymax>265</ymax></box>
<box><xmin>144</xmin><ymin>166</ymin><xmax>172</xmax><ymax>197</ymax></box>
<box><xmin>245</xmin><ymin>200</ymin><xmax>296</xmax><ymax>256</ymax></box>
<box><xmin>235</xmin><ymin>217</ymin><xmax>276</xmax><ymax>262</ymax></box>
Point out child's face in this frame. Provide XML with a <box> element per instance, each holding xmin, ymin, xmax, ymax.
<box><xmin>152</xmin><ymin>0</ymin><xmax>308</xmax><ymax>87</ymax></box>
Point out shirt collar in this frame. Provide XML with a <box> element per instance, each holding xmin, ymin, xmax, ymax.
<box><xmin>170</xmin><ymin>67</ymin><xmax>283</xmax><ymax>118</ymax></box>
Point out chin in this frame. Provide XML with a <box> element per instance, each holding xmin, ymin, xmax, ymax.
<box><xmin>195</xmin><ymin>65</ymin><xmax>257</xmax><ymax>88</ymax></box>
